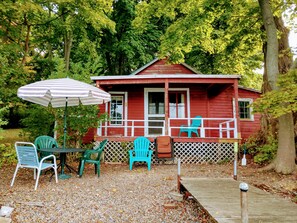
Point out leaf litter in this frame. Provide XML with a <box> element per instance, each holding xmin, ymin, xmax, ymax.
<box><xmin>0</xmin><ymin>162</ymin><xmax>296</xmax><ymax>222</ymax></box>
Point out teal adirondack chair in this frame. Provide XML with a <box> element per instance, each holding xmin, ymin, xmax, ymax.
<box><xmin>78</xmin><ymin>139</ymin><xmax>108</xmax><ymax>177</ymax></box>
<box><xmin>129</xmin><ymin>137</ymin><xmax>152</xmax><ymax>170</ymax></box>
<box><xmin>179</xmin><ymin>116</ymin><xmax>202</xmax><ymax>138</ymax></box>
<box><xmin>11</xmin><ymin>142</ymin><xmax>58</xmax><ymax>190</ymax></box>
<box><xmin>34</xmin><ymin>135</ymin><xmax>59</xmax><ymax>159</ymax></box>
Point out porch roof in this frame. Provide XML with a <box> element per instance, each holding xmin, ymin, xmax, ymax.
<box><xmin>91</xmin><ymin>74</ymin><xmax>241</xmax><ymax>85</ymax></box>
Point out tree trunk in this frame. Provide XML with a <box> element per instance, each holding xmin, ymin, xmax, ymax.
<box><xmin>275</xmin><ymin>114</ymin><xmax>296</xmax><ymax>173</ymax></box>
<box><xmin>258</xmin><ymin>0</ymin><xmax>296</xmax><ymax>174</ymax></box>
<box><xmin>258</xmin><ymin>0</ymin><xmax>279</xmax><ymax>90</ymax></box>
<box><xmin>274</xmin><ymin>17</ymin><xmax>295</xmax><ymax>173</ymax></box>
<box><xmin>64</xmin><ymin>30</ymin><xmax>72</xmax><ymax>72</ymax></box>
<box><xmin>22</xmin><ymin>14</ymin><xmax>31</xmax><ymax>65</ymax></box>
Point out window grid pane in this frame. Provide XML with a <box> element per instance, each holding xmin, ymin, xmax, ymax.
<box><xmin>239</xmin><ymin>101</ymin><xmax>251</xmax><ymax>119</ymax></box>
<box><xmin>169</xmin><ymin>92</ymin><xmax>185</xmax><ymax>118</ymax></box>
<box><xmin>110</xmin><ymin>96</ymin><xmax>123</xmax><ymax>125</ymax></box>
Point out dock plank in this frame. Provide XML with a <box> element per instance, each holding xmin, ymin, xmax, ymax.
<box><xmin>181</xmin><ymin>178</ymin><xmax>297</xmax><ymax>223</ymax></box>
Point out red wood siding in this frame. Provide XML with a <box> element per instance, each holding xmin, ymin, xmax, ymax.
<box><xmin>84</xmin><ymin>85</ymin><xmax>261</xmax><ymax>143</ymax></box>
<box><xmin>138</xmin><ymin>60</ymin><xmax>195</xmax><ymax>75</ymax></box>
<box><xmin>127</xmin><ymin>89</ymin><xmax>145</xmax><ymax>136</ymax></box>
<box><xmin>84</xmin><ymin>58</ymin><xmax>261</xmax><ymax>142</ymax></box>
<box><xmin>208</xmin><ymin>88</ymin><xmax>234</xmax><ymax>138</ymax></box>
<box><xmin>238</xmin><ymin>89</ymin><xmax>261</xmax><ymax>140</ymax></box>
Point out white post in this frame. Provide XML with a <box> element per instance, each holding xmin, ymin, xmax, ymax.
<box><xmin>168</xmin><ymin>118</ymin><xmax>171</xmax><ymax>136</ymax></box>
<box><xmin>227</xmin><ymin>122</ymin><xmax>230</xmax><ymax>138</ymax></box>
<box><xmin>234</xmin><ymin>118</ymin><xmax>238</xmax><ymax>138</ymax></box>
<box><xmin>97</xmin><ymin>121</ymin><xmax>102</xmax><ymax>136</ymax></box>
<box><xmin>239</xmin><ymin>182</ymin><xmax>249</xmax><ymax>223</ymax></box>
<box><xmin>234</xmin><ymin>142</ymin><xmax>238</xmax><ymax>180</ymax></box>
<box><xmin>104</xmin><ymin>119</ymin><xmax>107</xmax><ymax>136</ymax></box>
<box><xmin>200</xmin><ymin>118</ymin><xmax>205</xmax><ymax>137</ymax></box>
<box><xmin>131</xmin><ymin>121</ymin><xmax>134</xmax><ymax>137</ymax></box>
<box><xmin>177</xmin><ymin>158</ymin><xmax>181</xmax><ymax>192</ymax></box>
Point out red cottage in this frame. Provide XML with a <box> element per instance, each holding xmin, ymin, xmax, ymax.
<box><xmin>88</xmin><ymin>59</ymin><xmax>261</xmax><ymax>164</ymax></box>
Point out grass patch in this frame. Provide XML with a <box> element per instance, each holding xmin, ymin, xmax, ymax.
<box><xmin>0</xmin><ymin>129</ymin><xmax>28</xmax><ymax>167</ymax></box>
<box><xmin>0</xmin><ymin>129</ymin><xmax>28</xmax><ymax>144</ymax></box>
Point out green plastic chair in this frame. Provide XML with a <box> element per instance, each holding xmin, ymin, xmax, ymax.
<box><xmin>78</xmin><ymin>139</ymin><xmax>108</xmax><ymax>177</ymax></box>
<box><xmin>129</xmin><ymin>137</ymin><xmax>152</xmax><ymax>170</ymax></box>
<box><xmin>178</xmin><ymin>116</ymin><xmax>202</xmax><ymax>138</ymax></box>
<box><xmin>34</xmin><ymin>135</ymin><xmax>59</xmax><ymax>159</ymax></box>
<box><xmin>11</xmin><ymin>142</ymin><xmax>58</xmax><ymax>190</ymax></box>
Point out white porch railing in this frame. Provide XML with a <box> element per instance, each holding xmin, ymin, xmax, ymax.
<box><xmin>168</xmin><ymin>117</ymin><xmax>238</xmax><ymax>138</ymax></box>
<box><xmin>98</xmin><ymin>117</ymin><xmax>237</xmax><ymax>138</ymax></box>
<box><xmin>98</xmin><ymin>119</ymin><xmax>165</xmax><ymax>137</ymax></box>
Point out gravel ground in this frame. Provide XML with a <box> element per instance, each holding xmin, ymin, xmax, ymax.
<box><xmin>1</xmin><ymin>162</ymin><xmax>296</xmax><ymax>222</ymax></box>
<box><xmin>1</xmin><ymin>163</ymin><xmax>220</xmax><ymax>223</ymax></box>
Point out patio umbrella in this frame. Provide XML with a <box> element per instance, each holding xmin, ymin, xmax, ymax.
<box><xmin>17</xmin><ymin>78</ymin><xmax>111</xmax><ymax>148</ymax></box>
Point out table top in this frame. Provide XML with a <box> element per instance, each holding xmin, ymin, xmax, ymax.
<box><xmin>40</xmin><ymin>147</ymin><xmax>85</xmax><ymax>153</ymax></box>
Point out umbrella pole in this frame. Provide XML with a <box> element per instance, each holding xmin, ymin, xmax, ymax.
<box><xmin>63</xmin><ymin>98</ymin><xmax>68</xmax><ymax>149</ymax></box>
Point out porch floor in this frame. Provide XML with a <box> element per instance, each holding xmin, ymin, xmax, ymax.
<box><xmin>180</xmin><ymin>178</ymin><xmax>297</xmax><ymax>223</ymax></box>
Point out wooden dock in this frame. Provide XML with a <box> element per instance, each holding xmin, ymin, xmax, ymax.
<box><xmin>180</xmin><ymin>178</ymin><xmax>297</xmax><ymax>223</ymax></box>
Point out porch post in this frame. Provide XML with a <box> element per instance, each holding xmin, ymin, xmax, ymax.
<box><xmin>234</xmin><ymin>79</ymin><xmax>240</xmax><ymax>139</ymax></box>
<box><xmin>165</xmin><ymin>79</ymin><xmax>169</xmax><ymax>135</ymax></box>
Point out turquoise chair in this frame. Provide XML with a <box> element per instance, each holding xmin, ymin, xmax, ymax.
<box><xmin>78</xmin><ymin>139</ymin><xmax>108</xmax><ymax>177</ymax></box>
<box><xmin>129</xmin><ymin>137</ymin><xmax>152</xmax><ymax>170</ymax></box>
<box><xmin>179</xmin><ymin>116</ymin><xmax>202</xmax><ymax>138</ymax></box>
<box><xmin>11</xmin><ymin>142</ymin><xmax>58</xmax><ymax>190</ymax></box>
<box><xmin>34</xmin><ymin>135</ymin><xmax>59</xmax><ymax>159</ymax></box>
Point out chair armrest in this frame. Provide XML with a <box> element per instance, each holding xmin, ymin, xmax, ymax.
<box><xmin>82</xmin><ymin>149</ymin><xmax>101</xmax><ymax>159</ymax></box>
<box><xmin>40</xmin><ymin>154</ymin><xmax>57</xmax><ymax>164</ymax></box>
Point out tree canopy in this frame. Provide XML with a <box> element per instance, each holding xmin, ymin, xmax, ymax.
<box><xmin>1</xmin><ymin>0</ymin><xmax>296</xmax><ymax>172</ymax></box>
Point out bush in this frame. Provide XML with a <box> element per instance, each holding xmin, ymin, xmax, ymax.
<box><xmin>0</xmin><ymin>143</ymin><xmax>16</xmax><ymax>168</ymax></box>
<box><xmin>242</xmin><ymin>130</ymin><xmax>278</xmax><ymax>165</ymax></box>
<box><xmin>254</xmin><ymin>138</ymin><xmax>277</xmax><ymax>165</ymax></box>
<box><xmin>21</xmin><ymin>105</ymin><xmax>55</xmax><ymax>141</ymax></box>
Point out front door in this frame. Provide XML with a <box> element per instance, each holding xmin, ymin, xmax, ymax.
<box><xmin>145</xmin><ymin>89</ymin><xmax>165</xmax><ymax>136</ymax></box>
<box><xmin>144</xmin><ymin>88</ymin><xmax>189</xmax><ymax>136</ymax></box>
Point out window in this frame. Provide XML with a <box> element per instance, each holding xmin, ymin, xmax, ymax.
<box><xmin>238</xmin><ymin>99</ymin><xmax>253</xmax><ymax>120</ymax></box>
<box><xmin>169</xmin><ymin>92</ymin><xmax>186</xmax><ymax>118</ymax></box>
<box><xmin>110</xmin><ymin>96</ymin><xmax>123</xmax><ymax>125</ymax></box>
<box><xmin>148</xmin><ymin>92</ymin><xmax>164</xmax><ymax>115</ymax></box>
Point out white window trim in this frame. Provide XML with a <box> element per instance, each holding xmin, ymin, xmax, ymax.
<box><xmin>144</xmin><ymin>88</ymin><xmax>190</xmax><ymax>136</ymax></box>
<box><xmin>98</xmin><ymin>91</ymin><xmax>128</xmax><ymax>136</ymax></box>
<box><xmin>110</xmin><ymin>95</ymin><xmax>124</xmax><ymax>126</ymax></box>
<box><xmin>238</xmin><ymin>98</ymin><xmax>254</xmax><ymax>121</ymax></box>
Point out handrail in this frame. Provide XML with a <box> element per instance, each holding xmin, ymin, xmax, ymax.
<box><xmin>98</xmin><ymin>117</ymin><xmax>237</xmax><ymax>138</ymax></box>
<box><xmin>168</xmin><ymin>117</ymin><xmax>236</xmax><ymax>138</ymax></box>
<box><xmin>98</xmin><ymin>119</ymin><xmax>165</xmax><ymax>137</ymax></box>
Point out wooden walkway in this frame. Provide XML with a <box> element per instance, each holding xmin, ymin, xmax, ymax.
<box><xmin>180</xmin><ymin>178</ymin><xmax>297</xmax><ymax>223</ymax></box>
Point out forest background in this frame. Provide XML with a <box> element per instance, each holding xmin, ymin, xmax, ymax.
<box><xmin>0</xmin><ymin>0</ymin><xmax>296</xmax><ymax>174</ymax></box>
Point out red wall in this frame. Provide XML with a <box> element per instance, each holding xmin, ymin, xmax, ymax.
<box><xmin>138</xmin><ymin>60</ymin><xmax>195</xmax><ymax>75</ymax></box>
<box><xmin>238</xmin><ymin>89</ymin><xmax>261</xmax><ymax>140</ymax></box>
<box><xmin>83</xmin><ymin>86</ymin><xmax>261</xmax><ymax>143</ymax></box>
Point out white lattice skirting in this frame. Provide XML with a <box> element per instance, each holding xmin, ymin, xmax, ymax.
<box><xmin>103</xmin><ymin>141</ymin><xmax>234</xmax><ymax>164</ymax></box>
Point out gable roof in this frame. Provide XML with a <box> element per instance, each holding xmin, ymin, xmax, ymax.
<box><xmin>238</xmin><ymin>85</ymin><xmax>261</xmax><ymax>94</ymax></box>
<box><xmin>130</xmin><ymin>58</ymin><xmax>200</xmax><ymax>75</ymax></box>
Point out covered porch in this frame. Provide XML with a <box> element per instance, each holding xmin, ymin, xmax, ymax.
<box><xmin>89</xmin><ymin>59</ymin><xmax>248</xmax><ymax>164</ymax></box>
<box><xmin>97</xmin><ymin>117</ymin><xmax>238</xmax><ymax>139</ymax></box>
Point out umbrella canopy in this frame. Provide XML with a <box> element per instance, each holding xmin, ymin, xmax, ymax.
<box><xmin>17</xmin><ymin>78</ymin><xmax>110</xmax><ymax>107</ymax></box>
<box><xmin>17</xmin><ymin>78</ymin><xmax>111</xmax><ymax>148</ymax></box>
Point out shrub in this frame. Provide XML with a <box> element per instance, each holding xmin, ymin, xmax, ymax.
<box><xmin>254</xmin><ymin>138</ymin><xmax>277</xmax><ymax>165</ymax></box>
<box><xmin>0</xmin><ymin>143</ymin><xmax>16</xmax><ymax>168</ymax></box>
<box><xmin>242</xmin><ymin>130</ymin><xmax>278</xmax><ymax>165</ymax></box>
